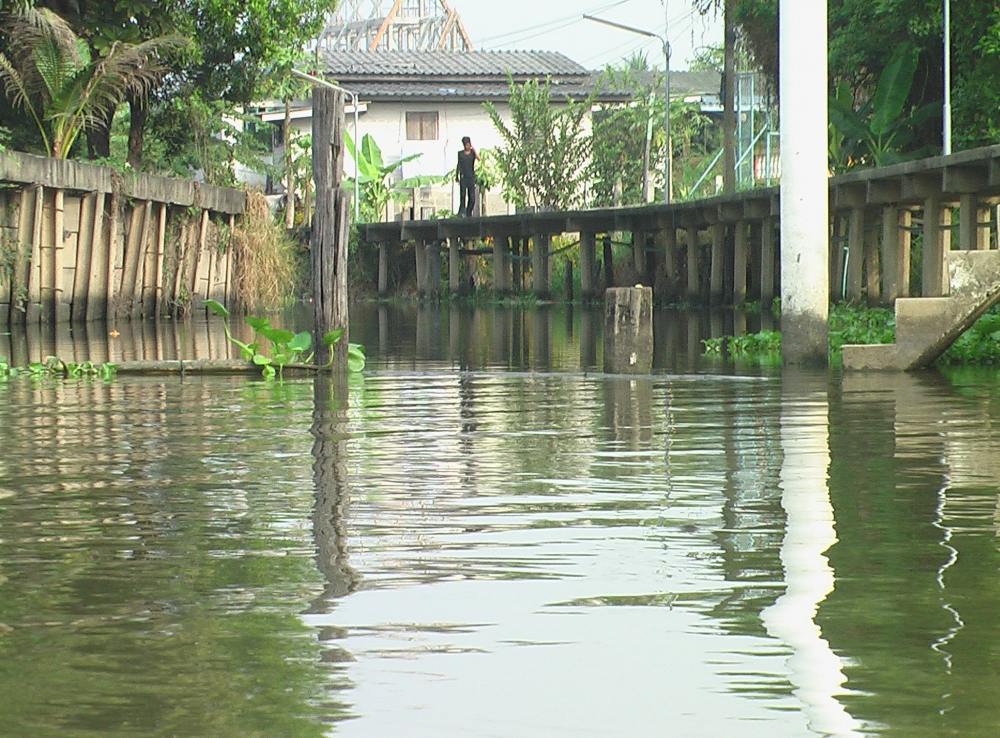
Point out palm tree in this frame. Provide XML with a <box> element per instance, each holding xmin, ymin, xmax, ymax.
<box><xmin>0</xmin><ymin>7</ymin><xmax>184</xmax><ymax>159</ymax></box>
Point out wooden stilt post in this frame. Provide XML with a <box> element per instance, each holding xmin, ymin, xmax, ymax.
<box><xmin>760</xmin><ymin>216</ymin><xmax>775</xmax><ymax>305</ymax></box>
<box><xmin>898</xmin><ymin>209</ymin><xmax>912</xmax><ymax>297</ymax></box>
<box><xmin>602</xmin><ymin>234</ymin><xmax>614</xmax><ymax>289</ymax></box>
<box><xmin>864</xmin><ymin>210</ymin><xmax>881</xmax><ymax>305</ymax></box>
<box><xmin>662</xmin><ymin>226</ymin><xmax>677</xmax><ymax>301</ymax></box>
<box><xmin>311</xmin><ymin>86</ymin><xmax>350</xmax><ymax>370</ymax></box>
<box><xmin>449</xmin><ymin>238</ymin><xmax>461</xmax><ymax>294</ymax></box>
<box><xmin>686</xmin><ymin>225</ymin><xmax>700</xmax><ymax>302</ymax></box>
<box><xmin>532</xmin><ymin>232</ymin><xmax>550</xmax><ymax>299</ymax></box>
<box><xmin>378</xmin><ymin>242</ymin><xmax>389</xmax><ymax>297</ymax></box>
<box><xmin>580</xmin><ymin>231</ymin><xmax>596</xmax><ymax>300</ymax></box>
<box><xmin>710</xmin><ymin>223</ymin><xmax>724</xmax><ymax>304</ymax></box>
<box><xmin>733</xmin><ymin>220</ymin><xmax>748</xmax><ymax>305</ymax></box>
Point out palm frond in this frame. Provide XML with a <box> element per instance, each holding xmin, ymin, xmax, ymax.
<box><xmin>0</xmin><ymin>52</ymin><xmax>50</xmax><ymax>153</ymax></box>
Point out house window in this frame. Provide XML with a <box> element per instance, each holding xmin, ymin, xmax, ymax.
<box><xmin>406</xmin><ymin>112</ymin><xmax>439</xmax><ymax>141</ymax></box>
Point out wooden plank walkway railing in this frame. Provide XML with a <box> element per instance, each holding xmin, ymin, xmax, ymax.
<box><xmin>361</xmin><ymin>144</ymin><xmax>1000</xmax><ymax>305</ymax></box>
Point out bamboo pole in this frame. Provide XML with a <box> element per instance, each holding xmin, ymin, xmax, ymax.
<box><xmin>85</xmin><ymin>192</ymin><xmax>107</xmax><ymax>322</ymax></box>
<box><xmin>134</xmin><ymin>199</ymin><xmax>154</xmax><ymax>318</ymax></box>
<box><xmin>49</xmin><ymin>188</ymin><xmax>66</xmax><ymax>322</ymax></box>
<box><xmin>26</xmin><ymin>185</ymin><xmax>43</xmax><ymax>324</ymax></box>
<box><xmin>72</xmin><ymin>192</ymin><xmax>96</xmax><ymax>322</ymax></box>
<box><xmin>154</xmin><ymin>202</ymin><xmax>167</xmax><ymax>319</ymax></box>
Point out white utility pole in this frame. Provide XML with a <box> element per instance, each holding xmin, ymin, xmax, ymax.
<box><xmin>943</xmin><ymin>0</ymin><xmax>952</xmax><ymax>155</ymax></box>
<box><xmin>779</xmin><ymin>0</ymin><xmax>829</xmax><ymax>365</ymax></box>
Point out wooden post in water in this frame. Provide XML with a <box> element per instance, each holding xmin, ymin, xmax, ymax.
<box><xmin>311</xmin><ymin>86</ymin><xmax>350</xmax><ymax>370</ymax></box>
<box><xmin>532</xmin><ymin>232</ymin><xmax>550</xmax><ymax>299</ymax></box>
<box><xmin>733</xmin><ymin>221</ymin><xmax>748</xmax><ymax>305</ymax></box>
<box><xmin>580</xmin><ymin>231</ymin><xmax>596</xmax><ymax>300</ymax></box>
<box><xmin>710</xmin><ymin>223</ymin><xmax>725</xmax><ymax>304</ymax></box>
<box><xmin>602</xmin><ymin>234</ymin><xmax>614</xmax><ymax>289</ymax></box>
<box><xmin>377</xmin><ymin>242</ymin><xmax>390</xmax><ymax>297</ymax></box>
<box><xmin>685</xmin><ymin>225</ymin><xmax>700</xmax><ymax>302</ymax></box>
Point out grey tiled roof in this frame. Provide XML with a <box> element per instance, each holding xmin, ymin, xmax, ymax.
<box><xmin>321</xmin><ymin>49</ymin><xmax>588</xmax><ymax>78</ymax></box>
<box><xmin>342</xmin><ymin>80</ymin><xmax>629</xmax><ymax>102</ymax></box>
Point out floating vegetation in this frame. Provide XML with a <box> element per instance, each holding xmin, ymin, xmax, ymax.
<box><xmin>205</xmin><ymin>299</ymin><xmax>365</xmax><ymax>378</ymax></box>
<box><xmin>0</xmin><ymin>356</ymin><xmax>117</xmax><ymax>380</ymax></box>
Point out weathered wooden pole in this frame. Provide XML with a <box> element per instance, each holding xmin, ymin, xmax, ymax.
<box><xmin>710</xmin><ymin>223</ymin><xmax>725</xmax><ymax>304</ymax></box>
<box><xmin>733</xmin><ymin>220</ymin><xmax>748</xmax><ymax>305</ymax></box>
<box><xmin>685</xmin><ymin>225</ymin><xmax>700</xmax><ymax>302</ymax></box>
<box><xmin>779</xmin><ymin>0</ymin><xmax>829</xmax><ymax>364</ymax></box>
<box><xmin>311</xmin><ymin>86</ymin><xmax>350</xmax><ymax>370</ymax></box>
<box><xmin>602</xmin><ymin>234</ymin><xmax>615</xmax><ymax>288</ymax></box>
<box><xmin>880</xmin><ymin>207</ymin><xmax>899</xmax><ymax>303</ymax></box>
<box><xmin>532</xmin><ymin>233</ymin><xmax>550</xmax><ymax>299</ymax></box>
<box><xmin>377</xmin><ymin>242</ymin><xmax>389</xmax><ymax>298</ymax></box>
<box><xmin>846</xmin><ymin>207</ymin><xmax>865</xmax><ymax>301</ymax></box>
<box><xmin>760</xmin><ymin>216</ymin><xmax>776</xmax><ymax>305</ymax></box>
<box><xmin>580</xmin><ymin>231</ymin><xmax>596</xmax><ymax>300</ymax></box>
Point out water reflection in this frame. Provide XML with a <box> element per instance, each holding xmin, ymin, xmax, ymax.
<box><xmin>762</xmin><ymin>371</ymin><xmax>860</xmax><ymax>737</ymax></box>
<box><xmin>4</xmin><ymin>309</ymin><xmax>1000</xmax><ymax>736</ymax></box>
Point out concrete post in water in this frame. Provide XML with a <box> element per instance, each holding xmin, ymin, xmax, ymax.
<box><xmin>311</xmin><ymin>86</ymin><xmax>350</xmax><ymax>370</ymax></box>
<box><xmin>511</xmin><ymin>237</ymin><xmax>522</xmax><ymax>291</ymax></box>
<box><xmin>922</xmin><ymin>195</ymin><xmax>946</xmax><ymax>296</ymax></box>
<box><xmin>604</xmin><ymin>286</ymin><xmax>653</xmax><ymax>374</ymax></box>
<box><xmin>580</xmin><ymin>231</ymin><xmax>597</xmax><ymax>300</ymax></box>
<box><xmin>427</xmin><ymin>240</ymin><xmax>441</xmax><ymax>299</ymax></box>
<box><xmin>685</xmin><ymin>225</ymin><xmax>700</xmax><ymax>302</ymax></box>
<box><xmin>532</xmin><ymin>232</ymin><xmax>550</xmax><ymax>299</ymax></box>
<box><xmin>564</xmin><ymin>258</ymin><xmax>573</xmax><ymax>301</ymax></box>
<box><xmin>760</xmin><ymin>216</ymin><xmax>776</xmax><ymax>305</ymax></box>
<box><xmin>959</xmin><ymin>194</ymin><xmax>978</xmax><ymax>251</ymax></box>
<box><xmin>733</xmin><ymin>220</ymin><xmax>748</xmax><ymax>305</ymax></box>
<box><xmin>414</xmin><ymin>240</ymin><xmax>427</xmax><ymax>298</ymax></box>
<box><xmin>779</xmin><ymin>0</ymin><xmax>829</xmax><ymax>364</ymax></box>
<box><xmin>710</xmin><ymin>223</ymin><xmax>725</xmax><ymax>304</ymax></box>
<box><xmin>880</xmin><ymin>207</ymin><xmax>899</xmax><ymax>303</ymax></box>
<box><xmin>898</xmin><ymin>210</ymin><xmax>912</xmax><ymax>296</ymax></box>
<box><xmin>864</xmin><ymin>214</ymin><xmax>881</xmax><ymax>305</ymax></box>
<box><xmin>846</xmin><ymin>207</ymin><xmax>864</xmax><ymax>301</ymax></box>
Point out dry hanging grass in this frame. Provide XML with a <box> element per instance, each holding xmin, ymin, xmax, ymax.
<box><xmin>230</xmin><ymin>191</ymin><xmax>296</xmax><ymax>311</ymax></box>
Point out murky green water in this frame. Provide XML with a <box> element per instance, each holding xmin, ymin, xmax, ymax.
<box><xmin>2</xmin><ymin>305</ymin><xmax>1000</xmax><ymax>737</ymax></box>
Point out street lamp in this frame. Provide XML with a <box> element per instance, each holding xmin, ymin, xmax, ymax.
<box><xmin>584</xmin><ymin>6</ymin><xmax>672</xmax><ymax>204</ymax></box>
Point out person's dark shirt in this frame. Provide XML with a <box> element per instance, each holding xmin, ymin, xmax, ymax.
<box><xmin>457</xmin><ymin>149</ymin><xmax>476</xmax><ymax>182</ymax></box>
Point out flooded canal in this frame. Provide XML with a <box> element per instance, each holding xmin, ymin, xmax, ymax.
<box><xmin>2</xmin><ymin>304</ymin><xmax>1000</xmax><ymax>737</ymax></box>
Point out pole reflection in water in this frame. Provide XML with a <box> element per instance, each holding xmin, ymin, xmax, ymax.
<box><xmin>310</xmin><ymin>375</ymin><xmax>359</xmax><ymax>605</ymax></box>
<box><xmin>762</xmin><ymin>370</ymin><xmax>861</xmax><ymax>737</ymax></box>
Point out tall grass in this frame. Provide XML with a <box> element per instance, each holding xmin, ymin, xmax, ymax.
<box><xmin>231</xmin><ymin>192</ymin><xmax>296</xmax><ymax>312</ymax></box>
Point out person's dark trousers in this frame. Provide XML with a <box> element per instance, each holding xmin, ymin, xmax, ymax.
<box><xmin>459</xmin><ymin>178</ymin><xmax>476</xmax><ymax>217</ymax></box>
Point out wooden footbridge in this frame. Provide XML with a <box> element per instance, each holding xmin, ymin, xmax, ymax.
<box><xmin>361</xmin><ymin>145</ymin><xmax>1000</xmax><ymax>310</ymax></box>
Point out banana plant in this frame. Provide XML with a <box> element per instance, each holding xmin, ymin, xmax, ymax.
<box><xmin>828</xmin><ymin>42</ymin><xmax>938</xmax><ymax>171</ymax></box>
<box><xmin>343</xmin><ymin>130</ymin><xmax>444</xmax><ymax>222</ymax></box>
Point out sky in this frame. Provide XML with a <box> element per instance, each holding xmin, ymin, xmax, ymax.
<box><xmin>447</xmin><ymin>0</ymin><xmax>724</xmax><ymax>71</ymax></box>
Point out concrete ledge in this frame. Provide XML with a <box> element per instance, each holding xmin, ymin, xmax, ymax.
<box><xmin>842</xmin><ymin>344</ymin><xmax>899</xmax><ymax>371</ymax></box>
<box><xmin>0</xmin><ymin>150</ymin><xmax>245</xmax><ymax>214</ymax></box>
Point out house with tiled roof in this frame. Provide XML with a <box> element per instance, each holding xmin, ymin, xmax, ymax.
<box><xmin>256</xmin><ymin>49</ymin><xmax>722</xmax><ymax>218</ymax></box>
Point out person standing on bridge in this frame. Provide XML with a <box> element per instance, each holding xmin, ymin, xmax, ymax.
<box><xmin>456</xmin><ymin>136</ymin><xmax>477</xmax><ymax>217</ymax></box>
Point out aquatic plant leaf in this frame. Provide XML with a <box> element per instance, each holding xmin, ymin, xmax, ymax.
<box><xmin>246</xmin><ymin>316</ymin><xmax>271</xmax><ymax>333</ymax></box>
<box><xmin>323</xmin><ymin>328</ymin><xmax>344</xmax><ymax>346</ymax></box>
<box><xmin>204</xmin><ymin>299</ymin><xmax>229</xmax><ymax>318</ymax></box>
<box><xmin>347</xmin><ymin>343</ymin><xmax>366</xmax><ymax>373</ymax></box>
<box><xmin>288</xmin><ymin>331</ymin><xmax>311</xmax><ymax>353</ymax></box>
<box><xmin>261</xmin><ymin>326</ymin><xmax>294</xmax><ymax>346</ymax></box>
<box><xmin>252</xmin><ymin>353</ymin><xmax>271</xmax><ymax>366</ymax></box>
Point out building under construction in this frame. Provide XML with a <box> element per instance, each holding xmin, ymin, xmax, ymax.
<box><xmin>315</xmin><ymin>0</ymin><xmax>473</xmax><ymax>53</ymax></box>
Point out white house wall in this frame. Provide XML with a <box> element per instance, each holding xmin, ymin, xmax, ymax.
<box><xmin>288</xmin><ymin>100</ymin><xmax>517</xmax><ymax>217</ymax></box>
